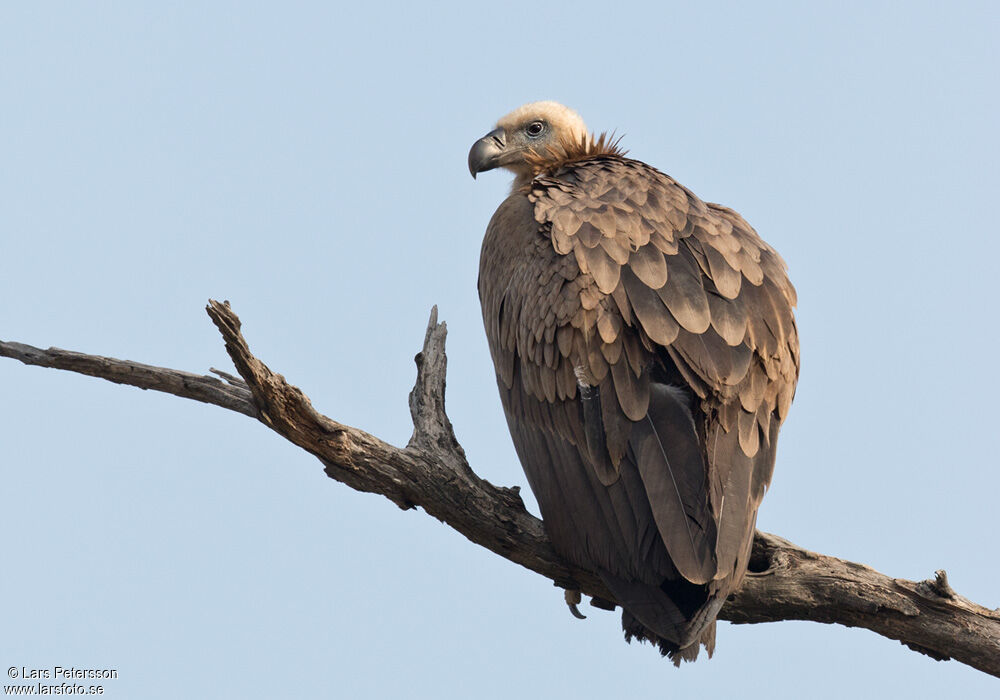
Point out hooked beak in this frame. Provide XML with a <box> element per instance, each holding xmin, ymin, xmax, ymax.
<box><xmin>468</xmin><ymin>127</ymin><xmax>506</xmax><ymax>178</ymax></box>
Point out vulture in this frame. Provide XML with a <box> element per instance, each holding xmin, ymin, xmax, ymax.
<box><xmin>469</xmin><ymin>101</ymin><xmax>799</xmax><ymax>662</ymax></box>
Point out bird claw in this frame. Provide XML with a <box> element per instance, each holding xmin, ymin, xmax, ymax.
<box><xmin>564</xmin><ymin>589</ymin><xmax>587</xmax><ymax>619</ymax></box>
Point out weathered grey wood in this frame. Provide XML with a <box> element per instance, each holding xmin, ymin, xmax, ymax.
<box><xmin>728</xmin><ymin>534</ymin><xmax>1000</xmax><ymax>676</ymax></box>
<box><xmin>0</xmin><ymin>339</ymin><xmax>256</xmax><ymax>417</ymax></box>
<box><xmin>2</xmin><ymin>302</ymin><xmax>998</xmax><ymax>678</ymax></box>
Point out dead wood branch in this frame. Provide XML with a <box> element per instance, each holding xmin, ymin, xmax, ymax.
<box><xmin>2</xmin><ymin>301</ymin><xmax>998</xmax><ymax>677</ymax></box>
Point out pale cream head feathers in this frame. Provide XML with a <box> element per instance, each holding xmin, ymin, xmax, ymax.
<box><xmin>495</xmin><ymin>101</ymin><xmax>589</xmax><ymax>145</ymax></box>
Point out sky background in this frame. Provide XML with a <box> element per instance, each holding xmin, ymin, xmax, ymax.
<box><xmin>2</xmin><ymin>2</ymin><xmax>998</xmax><ymax>698</ymax></box>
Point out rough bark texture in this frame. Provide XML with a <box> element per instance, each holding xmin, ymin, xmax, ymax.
<box><xmin>2</xmin><ymin>300</ymin><xmax>997</xmax><ymax>677</ymax></box>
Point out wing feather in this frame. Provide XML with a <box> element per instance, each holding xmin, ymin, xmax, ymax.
<box><xmin>629</xmin><ymin>242</ymin><xmax>669</xmax><ymax>289</ymax></box>
<box><xmin>655</xmin><ymin>247</ymin><xmax>712</xmax><ymax>334</ymax></box>
<box><xmin>622</xmin><ymin>266</ymin><xmax>681</xmax><ymax>346</ymax></box>
<box><xmin>633</xmin><ymin>385</ymin><xmax>718</xmax><ymax>584</ymax></box>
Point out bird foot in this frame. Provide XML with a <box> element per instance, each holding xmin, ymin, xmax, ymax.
<box><xmin>564</xmin><ymin>589</ymin><xmax>587</xmax><ymax>619</ymax></box>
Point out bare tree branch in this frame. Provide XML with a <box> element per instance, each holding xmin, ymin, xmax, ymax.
<box><xmin>2</xmin><ymin>301</ymin><xmax>998</xmax><ymax>678</ymax></box>
<box><xmin>0</xmin><ymin>340</ymin><xmax>256</xmax><ymax>417</ymax></box>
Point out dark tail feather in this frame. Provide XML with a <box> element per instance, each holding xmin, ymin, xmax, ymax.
<box><xmin>667</xmin><ymin>622</ymin><xmax>716</xmax><ymax>666</ymax></box>
<box><xmin>620</xmin><ymin>604</ymin><xmax>718</xmax><ymax>665</ymax></box>
<box><xmin>601</xmin><ymin>568</ymin><xmax>724</xmax><ymax>654</ymax></box>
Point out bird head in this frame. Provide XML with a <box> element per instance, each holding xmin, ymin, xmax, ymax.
<box><xmin>468</xmin><ymin>101</ymin><xmax>590</xmax><ymax>184</ymax></box>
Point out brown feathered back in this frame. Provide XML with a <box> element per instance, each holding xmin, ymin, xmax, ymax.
<box><xmin>478</xmin><ymin>145</ymin><xmax>798</xmax><ymax>659</ymax></box>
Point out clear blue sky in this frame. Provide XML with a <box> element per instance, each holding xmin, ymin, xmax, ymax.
<box><xmin>2</xmin><ymin>2</ymin><xmax>997</xmax><ymax>698</ymax></box>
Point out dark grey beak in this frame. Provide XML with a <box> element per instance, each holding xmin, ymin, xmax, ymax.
<box><xmin>468</xmin><ymin>127</ymin><xmax>506</xmax><ymax>178</ymax></box>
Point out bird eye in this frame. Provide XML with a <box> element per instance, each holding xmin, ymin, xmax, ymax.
<box><xmin>526</xmin><ymin>121</ymin><xmax>545</xmax><ymax>138</ymax></box>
